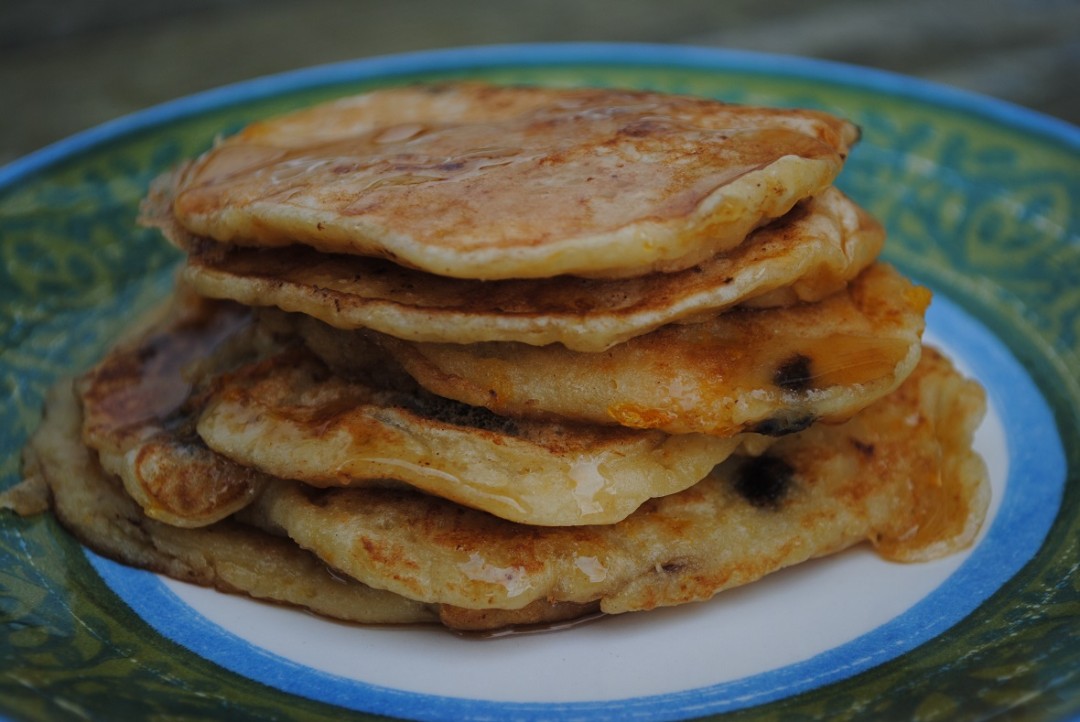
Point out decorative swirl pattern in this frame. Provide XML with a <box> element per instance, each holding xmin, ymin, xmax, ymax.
<box><xmin>1</xmin><ymin>52</ymin><xmax>1078</xmax><ymax>721</ymax></box>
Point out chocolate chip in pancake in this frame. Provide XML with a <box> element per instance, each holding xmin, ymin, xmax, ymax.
<box><xmin>240</xmin><ymin>347</ymin><xmax>988</xmax><ymax>616</ymax></box>
<box><xmin>329</xmin><ymin>263</ymin><xmax>930</xmax><ymax>437</ymax></box>
<box><xmin>196</xmin><ymin>338</ymin><xmax>749</xmax><ymax>528</ymax></box>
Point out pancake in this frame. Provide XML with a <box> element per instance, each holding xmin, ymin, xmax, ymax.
<box><xmin>195</xmin><ymin>341</ymin><xmax>751</xmax><ymax>528</ymax></box>
<box><xmin>8</xmin><ymin>345</ymin><xmax>988</xmax><ymax>630</ymax></box>
<box><xmin>0</xmin><ymin>379</ymin><xmax>650</xmax><ymax>632</ymax></box>
<box><xmin>161</xmin><ymin>83</ymin><xmax>859</xmax><ymax>280</ymax></box>
<box><xmin>172</xmin><ymin>187</ymin><xmax>883</xmax><ymax>351</ymax></box>
<box><xmin>72</xmin><ymin>291</ymin><xmax>753</xmax><ymax>527</ymax></box>
<box><xmin>240</xmin><ymin>347</ymin><xmax>989</xmax><ymax>615</ymax></box>
<box><xmin>325</xmin><ymin>263</ymin><xmax>929</xmax><ymax>437</ymax></box>
<box><xmin>7</xmin><ymin>82</ymin><xmax>991</xmax><ymax>636</ymax></box>
<box><xmin>12</xmin><ymin>378</ymin><xmax>437</xmax><ymax>626</ymax></box>
<box><xmin>75</xmin><ymin>292</ymin><xmax>274</xmax><ymax>527</ymax></box>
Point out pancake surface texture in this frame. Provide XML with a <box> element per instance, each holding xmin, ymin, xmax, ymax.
<box><xmin>8</xmin><ymin>81</ymin><xmax>993</xmax><ymax>636</ymax></box>
<box><xmin>357</xmin><ymin>263</ymin><xmax>930</xmax><ymax>436</ymax></box>
<box><xmin>167</xmin><ymin>83</ymin><xmax>859</xmax><ymax>279</ymax></box>
<box><xmin>16</xmin><ymin>379</ymin><xmax>437</xmax><ymax>626</ymax></box>
<box><xmin>175</xmin><ymin>187</ymin><xmax>883</xmax><ymax>351</ymax></box>
<box><xmin>7</xmin><ymin>343</ymin><xmax>987</xmax><ymax>631</ymax></box>
<box><xmin>242</xmin><ymin>348</ymin><xmax>989</xmax><ymax>614</ymax></box>
<box><xmin>196</xmin><ymin>340</ymin><xmax>747</xmax><ymax>526</ymax></box>
<box><xmin>76</xmin><ymin>293</ymin><xmax>271</xmax><ymax>527</ymax></box>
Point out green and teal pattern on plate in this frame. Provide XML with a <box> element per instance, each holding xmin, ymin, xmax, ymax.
<box><xmin>2</xmin><ymin>48</ymin><xmax>1079</xmax><ymax>721</ymax></box>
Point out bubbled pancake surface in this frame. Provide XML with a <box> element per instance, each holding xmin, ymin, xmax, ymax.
<box><xmin>172</xmin><ymin>187</ymin><xmax>883</xmax><ymax>351</ymax></box>
<box><xmin>164</xmin><ymin>83</ymin><xmax>858</xmax><ymax>279</ymax></box>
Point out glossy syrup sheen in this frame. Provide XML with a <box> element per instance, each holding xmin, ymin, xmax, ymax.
<box><xmin>180</xmin><ymin>121</ymin><xmax>832</xmax><ymax>239</ymax></box>
<box><xmin>169</xmin><ymin>85</ymin><xmax>854</xmax><ymax>279</ymax></box>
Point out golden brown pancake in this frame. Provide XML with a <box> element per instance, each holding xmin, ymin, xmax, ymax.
<box><xmin>5</xmin><ymin>346</ymin><xmax>987</xmax><ymax>631</ymax></box>
<box><xmin>60</xmin><ymin>290</ymin><xmax>752</xmax><ymax>528</ymax></box>
<box><xmin>170</xmin><ymin>187</ymin><xmax>882</xmax><ymax>351</ymax></box>
<box><xmin>75</xmin><ymin>292</ymin><xmax>272</xmax><ymax>527</ymax></box>
<box><xmin>322</xmin><ymin>263</ymin><xmax>929</xmax><ymax>437</ymax></box>
<box><xmin>8</xmin><ymin>82</ymin><xmax>991</xmax><ymax>636</ymax></box>
<box><xmin>241</xmin><ymin>347</ymin><xmax>989</xmax><ymax>615</ymax></box>
<box><xmin>196</xmin><ymin>342</ymin><xmax>752</xmax><ymax>527</ymax></box>
<box><xmin>162</xmin><ymin>83</ymin><xmax>859</xmax><ymax>280</ymax></box>
<box><xmin>3</xmin><ymin>379</ymin><xmax>618</xmax><ymax>631</ymax></box>
<box><xmin>12</xmin><ymin>379</ymin><xmax>437</xmax><ymax>626</ymax></box>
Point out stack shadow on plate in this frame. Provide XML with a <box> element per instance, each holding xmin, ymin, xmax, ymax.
<box><xmin>9</xmin><ymin>84</ymin><xmax>990</xmax><ymax>632</ymax></box>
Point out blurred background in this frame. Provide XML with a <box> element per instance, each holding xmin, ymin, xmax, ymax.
<box><xmin>2</xmin><ymin>0</ymin><xmax>1078</xmax><ymax>165</ymax></box>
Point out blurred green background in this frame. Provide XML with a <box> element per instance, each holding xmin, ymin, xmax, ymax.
<box><xmin>3</xmin><ymin>0</ymin><xmax>1078</xmax><ymax>164</ymax></box>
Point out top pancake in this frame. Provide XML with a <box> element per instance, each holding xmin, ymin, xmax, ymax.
<box><xmin>164</xmin><ymin>83</ymin><xmax>859</xmax><ymax>280</ymax></box>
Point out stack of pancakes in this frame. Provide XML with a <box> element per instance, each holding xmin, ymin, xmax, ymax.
<box><xmin>13</xmin><ymin>83</ymin><xmax>990</xmax><ymax>632</ymax></box>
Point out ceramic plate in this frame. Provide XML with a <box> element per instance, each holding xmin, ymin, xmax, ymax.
<box><xmin>1</xmin><ymin>43</ymin><xmax>1077</xmax><ymax>722</ymax></box>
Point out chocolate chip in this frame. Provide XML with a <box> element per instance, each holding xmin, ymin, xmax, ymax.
<box><xmin>774</xmin><ymin>353</ymin><xmax>814</xmax><ymax>391</ymax></box>
<box><xmin>751</xmin><ymin>412</ymin><xmax>816</xmax><ymax>436</ymax></box>
<box><xmin>733</xmin><ymin>455</ymin><xmax>796</xmax><ymax>509</ymax></box>
<box><xmin>394</xmin><ymin>390</ymin><xmax>521</xmax><ymax>436</ymax></box>
<box><xmin>300</xmin><ymin>486</ymin><xmax>338</xmax><ymax>507</ymax></box>
<box><xmin>851</xmin><ymin>439</ymin><xmax>875</xmax><ymax>457</ymax></box>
